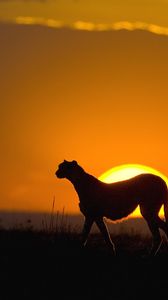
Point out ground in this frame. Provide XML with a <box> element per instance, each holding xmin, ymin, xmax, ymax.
<box><xmin>0</xmin><ymin>229</ymin><xmax>168</xmax><ymax>299</ymax></box>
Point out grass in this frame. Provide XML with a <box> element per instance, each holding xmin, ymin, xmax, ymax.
<box><xmin>0</xmin><ymin>226</ymin><xmax>168</xmax><ymax>300</ymax></box>
<box><xmin>0</xmin><ymin>200</ymin><xmax>168</xmax><ymax>299</ymax></box>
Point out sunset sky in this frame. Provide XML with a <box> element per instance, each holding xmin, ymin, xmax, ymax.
<box><xmin>1</xmin><ymin>0</ymin><xmax>168</xmax><ymax>216</ymax></box>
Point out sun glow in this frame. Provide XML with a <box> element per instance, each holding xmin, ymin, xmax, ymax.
<box><xmin>99</xmin><ymin>164</ymin><xmax>168</xmax><ymax>218</ymax></box>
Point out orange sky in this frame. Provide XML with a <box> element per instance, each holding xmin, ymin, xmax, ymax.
<box><xmin>1</xmin><ymin>1</ymin><xmax>168</xmax><ymax>216</ymax></box>
<box><xmin>1</xmin><ymin>1</ymin><xmax>168</xmax><ymax>28</ymax></box>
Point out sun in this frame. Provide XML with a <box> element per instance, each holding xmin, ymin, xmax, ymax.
<box><xmin>99</xmin><ymin>164</ymin><xmax>168</xmax><ymax>218</ymax></box>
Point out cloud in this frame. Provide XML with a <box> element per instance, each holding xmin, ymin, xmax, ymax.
<box><xmin>73</xmin><ymin>21</ymin><xmax>168</xmax><ymax>36</ymax></box>
<box><xmin>15</xmin><ymin>16</ymin><xmax>63</xmax><ymax>28</ymax></box>
<box><xmin>2</xmin><ymin>16</ymin><xmax>168</xmax><ymax>36</ymax></box>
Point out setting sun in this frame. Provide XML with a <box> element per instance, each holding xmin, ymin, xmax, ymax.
<box><xmin>99</xmin><ymin>164</ymin><xmax>168</xmax><ymax>218</ymax></box>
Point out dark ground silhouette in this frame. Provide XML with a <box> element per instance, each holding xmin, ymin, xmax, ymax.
<box><xmin>0</xmin><ymin>229</ymin><xmax>168</xmax><ymax>300</ymax></box>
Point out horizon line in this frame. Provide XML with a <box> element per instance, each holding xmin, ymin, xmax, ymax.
<box><xmin>0</xmin><ymin>209</ymin><xmax>144</xmax><ymax>219</ymax></box>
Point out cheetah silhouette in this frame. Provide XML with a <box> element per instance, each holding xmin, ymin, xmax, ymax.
<box><xmin>55</xmin><ymin>160</ymin><xmax>168</xmax><ymax>256</ymax></box>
